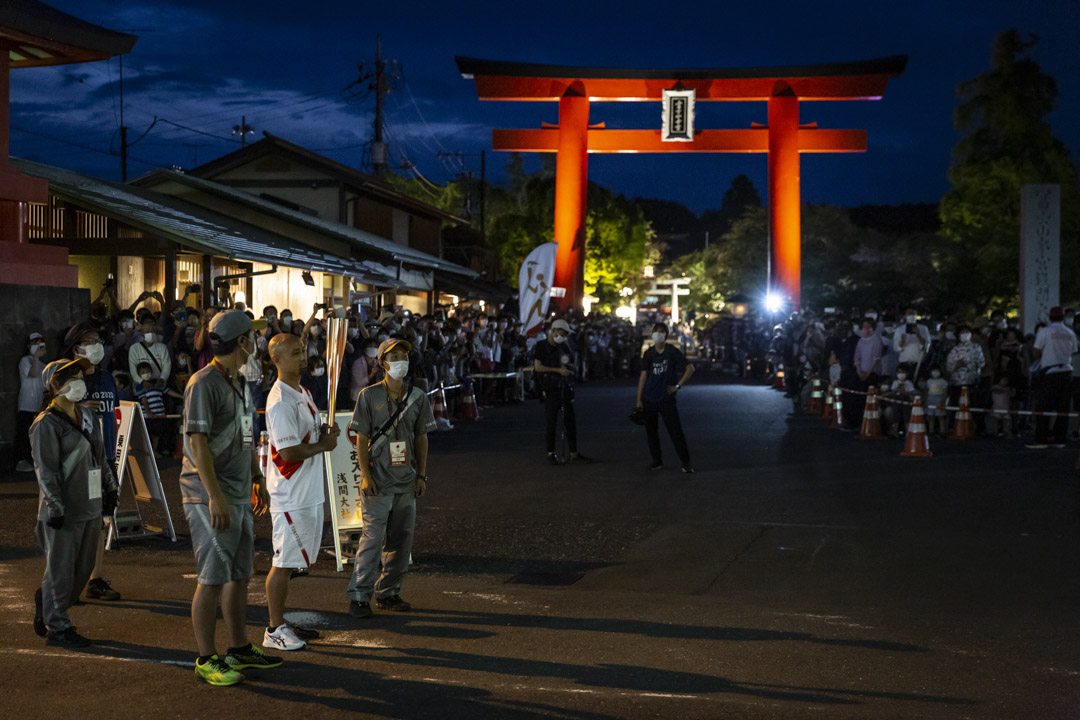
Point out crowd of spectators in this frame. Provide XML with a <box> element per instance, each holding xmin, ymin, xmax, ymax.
<box><xmin>768</xmin><ymin>304</ymin><xmax>1079</xmax><ymax>447</ymax></box>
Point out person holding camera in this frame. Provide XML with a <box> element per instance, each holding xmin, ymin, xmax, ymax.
<box><xmin>262</xmin><ymin>333</ymin><xmax>339</xmax><ymax>650</ymax></box>
<box><xmin>30</xmin><ymin>358</ymin><xmax>119</xmax><ymax>648</ymax></box>
<box><xmin>346</xmin><ymin>338</ymin><xmax>436</xmax><ymax>619</ymax></box>
<box><xmin>636</xmin><ymin>323</ymin><xmax>695</xmax><ymax>473</ymax></box>
<box><xmin>533</xmin><ymin>319</ymin><xmax>592</xmax><ymax>465</ymax></box>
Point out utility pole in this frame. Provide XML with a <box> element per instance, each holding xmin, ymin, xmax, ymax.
<box><xmin>119</xmin><ymin>56</ymin><xmax>127</xmax><ymax>181</ymax></box>
<box><xmin>356</xmin><ymin>36</ymin><xmax>401</xmax><ymax>180</ymax></box>
<box><xmin>232</xmin><ymin>115</ymin><xmax>254</xmax><ymax>147</ymax></box>
<box><xmin>438</xmin><ymin>150</ymin><xmax>487</xmax><ymax>242</ymax></box>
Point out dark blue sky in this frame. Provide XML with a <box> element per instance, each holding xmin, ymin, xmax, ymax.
<box><xmin>11</xmin><ymin>0</ymin><xmax>1079</xmax><ymax>214</ymax></box>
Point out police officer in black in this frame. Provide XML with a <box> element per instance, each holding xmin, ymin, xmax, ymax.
<box><xmin>533</xmin><ymin>319</ymin><xmax>592</xmax><ymax>465</ymax></box>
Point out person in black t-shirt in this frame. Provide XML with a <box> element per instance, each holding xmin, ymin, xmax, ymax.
<box><xmin>636</xmin><ymin>323</ymin><xmax>695</xmax><ymax>473</ymax></box>
<box><xmin>533</xmin><ymin>319</ymin><xmax>592</xmax><ymax>465</ymax></box>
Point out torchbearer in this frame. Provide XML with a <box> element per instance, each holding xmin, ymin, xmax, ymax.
<box><xmin>263</xmin><ymin>333</ymin><xmax>339</xmax><ymax>650</ymax></box>
<box><xmin>180</xmin><ymin>310</ymin><xmax>281</xmax><ymax>686</ymax></box>
<box><xmin>30</xmin><ymin>358</ymin><xmax>119</xmax><ymax>648</ymax></box>
<box><xmin>346</xmin><ymin>338</ymin><xmax>436</xmax><ymax>619</ymax></box>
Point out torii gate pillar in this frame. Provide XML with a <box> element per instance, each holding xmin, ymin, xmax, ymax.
<box><xmin>552</xmin><ymin>86</ymin><xmax>589</xmax><ymax>312</ymax></box>
<box><xmin>768</xmin><ymin>83</ymin><xmax>801</xmax><ymax>310</ymax></box>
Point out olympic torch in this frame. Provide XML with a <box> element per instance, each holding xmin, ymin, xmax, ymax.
<box><xmin>325</xmin><ymin>309</ymin><xmax>349</xmax><ymax>421</ymax></box>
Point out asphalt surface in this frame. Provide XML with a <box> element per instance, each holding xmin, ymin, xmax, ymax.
<box><xmin>2</xmin><ymin>375</ymin><xmax>1079</xmax><ymax>719</ymax></box>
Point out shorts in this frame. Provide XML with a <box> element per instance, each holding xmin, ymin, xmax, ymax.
<box><xmin>270</xmin><ymin>505</ymin><xmax>324</xmax><ymax>568</ymax></box>
<box><xmin>184</xmin><ymin>502</ymin><xmax>254</xmax><ymax>586</ymax></box>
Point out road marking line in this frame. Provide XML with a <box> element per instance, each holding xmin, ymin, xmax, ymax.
<box><xmin>1</xmin><ymin>647</ymin><xmax>195</xmax><ymax>667</ymax></box>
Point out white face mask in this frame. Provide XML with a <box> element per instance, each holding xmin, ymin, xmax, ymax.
<box><xmin>281</xmin><ymin>317</ymin><xmax>293</xmax><ymax>329</ymax></box>
<box><xmin>651</xmin><ymin>332</ymin><xmax>667</xmax><ymax>345</ymax></box>
<box><xmin>996</xmin><ymin>320</ymin><xmax>1007</xmax><ymax>330</ymax></box>
<box><xmin>896</xmin><ymin>373</ymin><xmax>907</xmax><ymax>381</ymax></box>
<box><xmin>311</xmin><ymin>326</ymin><xmax>321</xmax><ymax>337</ymax></box>
<box><xmin>365</xmin><ymin>348</ymin><xmax>378</xmax><ymax>358</ymax></box>
<box><xmin>140</xmin><ymin>372</ymin><xmax>152</xmax><ymax>382</ymax></box>
<box><xmin>30</xmin><ymin>343</ymin><xmax>44</xmax><ymax>355</ymax></box>
<box><xmin>78</xmin><ymin>342</ymin><xmax>105</xmax><ymax>365</ymax></box>
<box><xmin>866</xmin><ymin>313</ymin><xmax>878</xmax><ymax>321</ymax></box>
<box><xmin>121</xmin><ymin>320</ymin><xmax>134</xmax><ymax>331</ymax></box>
<box><xmin>377</xmin><ymin>334</ymin><xmax>388</xmax><ymax>342</ymax></box>
<box><xmin>945</xmin><ymin>331</ymin><xmax>956</xmax><ymax>340</ymax></box>
<box><xmin>905</xmin><ymin>315</ymin><xmax>917</xmax><ymax>325</ymax></box>
<box><xmin>931</xmin><ymin>370</ymin><xmax>942</xmax><ymax>378</ymax></box>
<box><xmin>959</xmin><ymin>332</ymin><xmax>972</xmax><ymax>342</ymax></box>
<box><xmin>312</xmin><ymin>367</ymin><xmax>325</xmax><ymax>377</ymax></box>
<box><xmin>62</xmin><ymin>378</ymin><xmax>87</xmax><ymax>402</ymax></box>
<box><xmin>387</xmin><ymin>360</ymin><xmax>409</xmax><ymax>379</ymax></box>
<box><xmin>143</xmin><ymin>333</ymin><xmax>156</xmax><ymax>345</ymax></box>
<box><xmin>348</xmin><ymin>328</ymin><xmax>359</xmax><ymax>339</ymax></box>
<box><xmin>552</xmin><ymin>334</ymin><xmax>567</xmax><ymax>345</ymax></box>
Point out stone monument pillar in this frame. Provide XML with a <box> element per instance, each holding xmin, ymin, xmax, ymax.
<box><xmin>1019</xmin><ymin>184</ymin><xmax>1060</xmax><ymax>333</ymax></box>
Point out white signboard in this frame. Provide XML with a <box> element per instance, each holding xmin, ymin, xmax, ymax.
<box><xmin>1020</xmin><ymin>184</ymin><xmax>1060</xmax><ymax>333</ymax></box>
<box><xmin>325</xmin><ymin>411</ymin><xmax>364</xmax><ymax>571</ymax></box>
<box><xmin>108</xmin><ymin>401</ymin><xmax>176</xmax><ymax>548</ymax></box>
<box><xmin>518</xmin><ymin>242</ymin><xmax>558</xmax><ymax>335</ymax></box>
<box><xmin>662</xmin><ymin>88</ymin><xmax>695</xmax><ymax>142</ymax></box>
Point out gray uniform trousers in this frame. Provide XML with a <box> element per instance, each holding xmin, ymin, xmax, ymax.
<box><xmin>36</xmin><ymin>518</ymin><xmax>101</xmax><ymax>631</ymax></box>
<box><xmin>345</xmin><ymin>491</ymin><xmax>416</xmax><ymax>603</ymax></box>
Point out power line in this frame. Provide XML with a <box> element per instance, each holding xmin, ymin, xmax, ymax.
<box><xmin>10</xmin><ymin>124</ymin><xmax>159</xmax><ymax>169</ymax></box>
<box><xmin>157</xmin><ymin>118</ymin><xmax>242</xmax><ymax>145</ymax></box>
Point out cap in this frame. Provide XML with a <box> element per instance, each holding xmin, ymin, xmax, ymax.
<box><xmin>49</xmin><ymin>357</ymin><xmax>92</xmax><ymax>390</ymax></box>
<box><xmin>1049</xmin><ymin>306</ymin><xmax>1065</xmax><ymax>320</ymax></box>
<box><xmin>378</xmin><ymin>309</ymin><xmax>396</xmax><ymax>323</ymax></box>
<box><xmin>208</xmin><ymin>310</ymin><xmax>266</xmax><ymax>342</ymax></box>
<box><xmin>551</xmin><ymin>319</ymin><xmax>570</xmax><ymax>333</ymax></box>
<box><xmin>377</xmin><ymin>338</ymin><xmax>411</xmax><ymax>364</ymax></box>
<box><xmin>28</xmin><ymin>332</ymin><xmax>43</xmax><ymax>341</ymax></box>
<box><xmin>62</xmin><ymin>321</ymin><xmax>98</xmax><ymax>355</ymax></box>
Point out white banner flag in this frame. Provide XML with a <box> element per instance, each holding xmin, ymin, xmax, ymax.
<box><xmin>518</xmin><ymin>242</ymin><xmax>558</xmax><ymax>335</ymax></box>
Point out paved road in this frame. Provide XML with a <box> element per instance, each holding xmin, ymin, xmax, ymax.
<box><xmin>2</xmin><ymin>377</ymin><xmax>1079</xmax><ymax>719</ymax></box>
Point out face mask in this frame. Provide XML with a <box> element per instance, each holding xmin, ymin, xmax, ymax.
<box><xmin>905</xmin><ymin>315</ymin><xmax>917</xmax><ymax>325</ymax></box>
<box><xmin>121</xmin><ymin>320</ymin><xmax>134</xmax><ymax>331</ymax></box>
<box><xmin>177</xmin><ymin>357</ymin><xmax>187</xmax><ymax>368</ymax></box>
<box><xmin>960</xmin><ymin>332</ymin><xmax>972</xmax><ymax>342</ymax></box>
<box><xmin>78</xmin><ymin>342</ymin><xmax>105</xmax><ymax>365</ymax></box>
<box><xmin>143</xmin><ymin>333</ymin><xmax>156</xmax><ymax>345</ymax></box>
<box><xmin>651</xmin><ymin>332</ymin><xmax>666</xmax><ymax>344</ymax></box>
<box><xmin>883</xmin><ymin>326</ymin><xmax>894</xmax><ymax>333</ymax></box>
<box><xmin>945</xmin><ymin>331</ymin><xmax>956</xmax><ymax>340</ymax></box>
<box><xmin>281</xmin><ymin>317</ymin><xmax>293</xmax><ymax>329</ymax></box>
<box><xmin>348</xmin><ymin>328</ymin><xmax>359</xmax><ymax>339</ymax></box>
<box><xmin>996</xmin><ymin>320</ymin><xmax>1007</xmax><ymax>330</ymax></box>
<box><xmin>852</xmin><ymin>325</ymin><xmax>861</xmax><ymax>335</ymax></box>
<box><xmin>311</xmin><ymin>326</ymin><xmax>321</xmax><ymax>337</ymax></box>
<box><xmin>30</xmin><ymin>343</ymin><xmax>44</xmax><ymax>355</ymax></box>
<box><xmin>552</xmin><ymin>334</ymin><xmax>567</xmax><ymax>345</ymax></box>
<box><xmin>377</xmin><ymin>334</ymin><xmax>388</xmax><ymax>342</ymax></box>
<box><xmin>866</xmin><ymin>313</ymin><xmax>877</xmax><ymax>321</ymax></box>
<box><xmin>312</xmin><ymin>367</ymin><xmax>325</xmax><ymax>377</ymax></box>
<box><xmin>931</xmin><ymin>370</ymin><xmax>941</xmax><ymax>378</ymax></box>
<box><xmin>387</xmin><ymin>360</ymin><xmax>409</xmax><ymax>380</ymax></box>
<box><xmin>365</xmin><ymin>347</ymin><xmax>378</xmax><ymax>358</ymax></box>
<box><xmin>62</xmin><ymin>378</ymin><xmax>87</xmax><ymax>402</ymax></box>
<box><xmin>140</xmin><ymin>372</ymin><xmax>152</xmax><ymax>382</ymax></box>
<box><xmin>896</xmin><ymin>373</ymin><xmax>907</xmax><ymax>381</ymax></box>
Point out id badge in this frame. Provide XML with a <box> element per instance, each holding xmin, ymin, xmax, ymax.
<box><xmin>241</xmin><ymin>415</ymin><xmax>254</xmax><ymax>447</ymax></box>
<box><xmin>88</xmin><ymin>468</ymin><xmax>102</xmax><ymax>500</ymax></box>
<box><xmin>389</xmin><ymin>441</ymin><xmax>407</xmax><ymax>467</ymax></box>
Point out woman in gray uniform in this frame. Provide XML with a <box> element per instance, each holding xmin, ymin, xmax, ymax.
<box><xmin>30</xmin><ymin>358</ymin><xmax>119</xmax><ymax>648</ymax></box>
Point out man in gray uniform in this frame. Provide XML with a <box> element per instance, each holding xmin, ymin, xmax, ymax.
<box><xmin>31</xmin><ymin>358</ymin><xmax>119</xmax><ymax>648</ymax></box>
<box><xmin>180</xmin><ymin>310</ymin><xmax>281</xmax><ymax>686</ymax></box>
<box><xmin>346</xmin><ymin>338</ymin><xmax>436</xmax><ymax>619</ymax></box>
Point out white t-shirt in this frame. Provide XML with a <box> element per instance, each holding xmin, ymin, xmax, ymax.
<box><xmin>18</xmin><ymin>355</ymin><xmax>44</xmax><ymax>412</ymax></box>
<box><xmin>1034</xmin><ymin>322</ymin><xmax>1078</xmax><ymax>374</ymax></box>
<box><xmin>265</xmin><ymin>380</ymin><xmax>324</xmax><ymax>512</ymax></box>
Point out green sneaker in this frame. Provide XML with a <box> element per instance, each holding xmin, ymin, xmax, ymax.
<box><xmin>224</xmin><ymin>643</ymin><xmax>283</xmax><ymax>670</ymax></box>
<box><xmin>194</xmin><ymin>655</ymin><xmax>244</xmax><ymax>686</ymax></box>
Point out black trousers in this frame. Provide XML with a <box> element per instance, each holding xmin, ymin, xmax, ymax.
<box><xmin>544</xmin><ymin>387</ymin><xmax>577</xmax><ymax>454</ymax></box>
<box><xmin>644</xmin><ymin>397</ymin><xmax>690</xmax><ymax>467</ymax></box>
<box><xmin>1035</xmin><ymin>371</ymin><xmax>1071</xmax><ymax>444</ymax></box>
<box><xmin>16</xmin><ymin>410</ymin><xmax>34</xmax><ymax>464</ymax></box>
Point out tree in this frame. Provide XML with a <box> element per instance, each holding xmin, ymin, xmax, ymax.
<box><xmin>939</xmin><ymin>30</ymin><xmax>1080</xmax><ymax>309</ymax></box>
<box><xmin>699</xmin><ymin>174</ymin><xmax>762</xmax><ymax>244</ymax></box>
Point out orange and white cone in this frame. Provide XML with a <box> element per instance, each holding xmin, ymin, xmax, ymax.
<box><xmin>459</xmin><ymin>378</ymin><xmax>480</xmax><ymax>422</ymax></box>
<box><xmin>822</xmin><ymin>384</ymin><xmax>835</xmax><ymax>423</ymax></box>
<box><xmin>859</xmin><ymin>388</ymin><xmax>885</xmax><ymax>440</ymax></box>
<box><xmin>900</xmin><ymin>397</ymin><xmax>933</xmax><ymax>457</ymax></box>
<box><xmin>772</xmin><ymin>366</ymin><xmax>786</xmax><ymax>391</ymax></box>
<box><xmin>809</xmin><ymin>378</ymin><xmax>825</xmax><ymax>415</ymax></box>
<box><xmin>949</xmin><ymin>386</ymin><xmax>975</xmax><ymax>441</ymax></box>
<box><xmin>830</xmin><ymin>386</ymin><xmax>845</xmax><ymax>429</ymax></box>
<box><xmin>432</xmin><ymin>387</ymin><xmax>449</xmax><ymax>422</ymax></box>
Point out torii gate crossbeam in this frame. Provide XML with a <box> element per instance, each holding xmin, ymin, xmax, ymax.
<box><xmin>457</xmin><ymin>56</ymin><xmax>906</xmax><ymax>311</ymax></box>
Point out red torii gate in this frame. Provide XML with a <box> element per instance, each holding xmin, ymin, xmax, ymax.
<box><xmin>456</xmin><ymin>55</ymin><xmax>906</xmax><ymax>311</ymax></box>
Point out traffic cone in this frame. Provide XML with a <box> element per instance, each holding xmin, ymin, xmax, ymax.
<box><xmin>830</xmin><ymin>386</ymin><xmax>845</xmax><ymax>429</ymax></box>
<box><xmin>459</xmin><ymin>377</ymin><xmax>480</xmax><ymax>421</ymax></box>
<box><xmin>859</xmin><ymin>388</ymin><xmax>885</xmax><ymax>440</ymax></box>
<box><xmin>822</xmin><ymin>384</ymin><xmax>835</xmax><ymax>423</ymax></box>
<box><xmin>772</xmin><ymin>365</ymin><xmax>785</xmax><ymax>390</ymax></box>
<box><xmin>949</xmin><ymin>386</ymin><xmax>975</xmax><ymax>441</ymax></box>
<box><xmin>809</xmin><ymin>378</ymin><xmax>825</xmax><ymax>415</ymax></box>
<box><xmin>900</xmin><ymin>397</ymin><xmax>933</xmax><ymax>457</ymax></box>
<box><xmin>432</xmin><ymin>385</ymin><xmax>448</xmax><ymax>421</ymax></box>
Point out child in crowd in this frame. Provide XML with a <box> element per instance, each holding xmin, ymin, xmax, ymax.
<box><xmin>882</xmin><ymin>369</ymin><xmax>915</xmax><ymax>437</ymax></box>
<box><xmin>924</xmin><ymin>365</ymin><xmax>949</xmax><ymax>437</ymax></box>
<box><xmin>135</xmin><ymin>361</ymin><xmax>176</xmax><ymax>458</ymax></box>
<box><xmin>988</xmin><ymin>375</ymin><xmax>1014</xmax><ymax>438</ymax></box>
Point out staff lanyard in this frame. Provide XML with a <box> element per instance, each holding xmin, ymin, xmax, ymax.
<box><xmin>48</xmin><ymin>405</ymin><xmax>98</xmax><ymax>468</ymax></box>
<box><xmin>383</xmin><ymin>380</ymin><xmax>406</xmax><ymax>440</ymax></box>
<box><xmin>212</xmin><ymin>359</ymin><xmax>248</xmax><ymax>413</ymax></box>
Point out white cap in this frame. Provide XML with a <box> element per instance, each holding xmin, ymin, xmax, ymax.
<box><xmin>551</xmin><ymin>319</ymin><xmax>570</xmax><ymax>333</ymax></box>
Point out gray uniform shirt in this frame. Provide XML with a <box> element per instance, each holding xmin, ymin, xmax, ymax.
<box><xmin>350</xmin><ymin>382</ymin><xmax>436</xmax><ymax>496</ymax></box>
<box><xmin>180</xmin><ymin>361</ymin><xmax>254</xmax><ymax>505</ymax></box>
<box><xmin>30</xmin><ymin>406</ymin><xmax>118</xmax><ymax>522</ymax></box>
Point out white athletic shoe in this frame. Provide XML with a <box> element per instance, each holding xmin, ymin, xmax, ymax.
<box><xmin>263</xmin><ymin>623</ymin><xmax>306</xmax><ymax>651</ymax></box>
<box><xmin>15</xmin><ymin>460</ymin><xmax>33</xmax><ymax>473</ymax></box>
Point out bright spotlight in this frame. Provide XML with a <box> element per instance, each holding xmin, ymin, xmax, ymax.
<box><xmin>764</xmin><ymin>292</ymin><xmax>784</xmax><ymax>314</ymax></box>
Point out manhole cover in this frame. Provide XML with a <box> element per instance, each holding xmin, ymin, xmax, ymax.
<box><xmin>506</xmin><ymin>571</ymin><xmax>584</xmax><ymax>586</ymax></box>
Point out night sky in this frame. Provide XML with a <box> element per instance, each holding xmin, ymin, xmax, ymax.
<box><xmin>11</xmin><ymin>0</ymin><xmax>1080</xmax><ymax>215</ymax></box>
